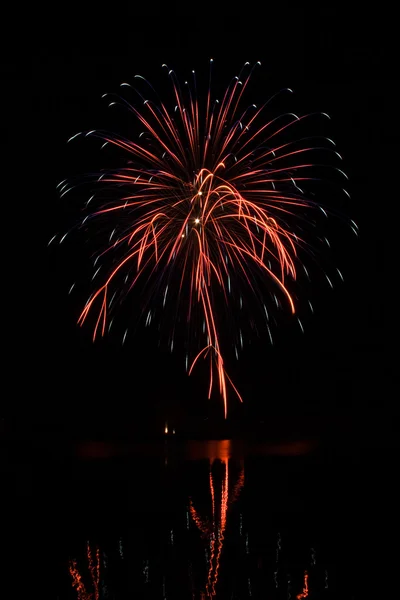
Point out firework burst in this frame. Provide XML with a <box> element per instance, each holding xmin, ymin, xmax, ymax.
<box><xmin>55</xmin><ymin>60</ymin><xmax>353</xmax><ymax>417</ymax></box>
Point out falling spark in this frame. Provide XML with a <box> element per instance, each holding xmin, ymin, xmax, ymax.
<box><xmin>59</xmin><ymin>60</ymin><xmax>352</xmax><ymax>417</ymax></box>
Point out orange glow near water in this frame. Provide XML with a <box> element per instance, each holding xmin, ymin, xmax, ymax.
<box><xmin>189</xmin><ymin>440</ymin><xmax>244</xmax><ymax>597</ymax></box>
<box><xmin>296</xmin><ymin>571</ymin><xmax>309</xmax><ymax>599</ymax></box>
<box><xmin>69</xmin><ymin>542</ymin><xmax>100</xmax><ymax>600</ymax></box>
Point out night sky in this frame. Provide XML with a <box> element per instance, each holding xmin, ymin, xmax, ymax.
<box><xmin>5</xmin><ymin>5</ymin><xmax>395</xmax><ymax>436</ymax></box>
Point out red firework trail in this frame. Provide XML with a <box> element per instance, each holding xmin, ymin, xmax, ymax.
<box><xmin>189</xmin><ymin>456</ymin><xmax>244</xmax><ymax>596</ymax></box>
<box><xmin>56</xmin><ymin>60</ymin><xmax>352</xmax><ymax>417</ymax></box>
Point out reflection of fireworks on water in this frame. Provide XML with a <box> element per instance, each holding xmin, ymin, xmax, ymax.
<box><xmin>55</xmin><ymin>60</ymin><xmax>355</xmax><ymax>416</ymax></box>
<box><xmin>66</xmin><ymin>443</ymin><xmax>327</xmax><ymax>599</ymax></box>
<box><xmin>296</xmin><ymin>571</ymin><xmax>309</xmax><ymax>599</ymax></box>
<box><xmin>69</xmin><ymin>542</ymin><xmax>100</xmax><ymax>600</ymax></box>
<box><xmin>189</xmin><ymin>458</ymin><xmax>244</xmax><ymax>596</ymax></box>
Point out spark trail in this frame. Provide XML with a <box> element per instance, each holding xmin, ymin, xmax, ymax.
<box><xmin>57</xmin><ymin>60</ymin><xmax>351</xmax><ymax>416</ymax></box>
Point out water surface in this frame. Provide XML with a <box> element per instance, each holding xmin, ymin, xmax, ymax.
<box><xmin>6</xmin><ymin>433</ymin><xmax>396</xmax><ymax>598</ymax></box>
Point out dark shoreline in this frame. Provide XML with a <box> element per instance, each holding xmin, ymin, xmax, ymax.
<box><xmin>2</xmin><ymin>413</ymin><xmax>397</xmax><ymax>458</ymax></box>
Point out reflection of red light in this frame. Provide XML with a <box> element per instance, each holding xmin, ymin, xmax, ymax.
<box><xmin>296</xmin><ymin>571</ymin><xmax>309</xmax><ymax>599</ymax></box>
<box><xmin>69</xmin><ymin>560</ymin><xmax>90</xmax><ymax>600</ymax></box>
<box><xmin>189</xmin><ymin>502</ymin><xmax>209</xmax><ymax>536</ymax></box>
<box><xmin>69</xmin><ymin>543</ymin><xmax>100</xmax><ymax>600</ymax></box>
<box><xmin>189</xmin><ymin>443</ymin><xmax>244</xmax><ymax>597</ymax></box>
<box><xmin>253</xmin><ymin>440</ymin><xmax>317</xmax><ymax>456</ymax></box>
<box><xmin>206</xmin><ymin>458</ymin><xmax>229</xmax><ymax>596</ymax></box>
<box><xmin>87</xmin><ymin>543</ymin><xmax>100</xmax><ymax>600</ymax></box>
<box><xmin>75</xmin><ymin>442</ymin><xmax>113</xmax><ymax>459</ymax></box>
<box><xmin>187</xmin><ymin>439</ymin><xmax>233</xmax><ymax>461</ymax></box>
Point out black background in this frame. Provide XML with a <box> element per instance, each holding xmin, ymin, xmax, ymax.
<box><xmin>3</xmin><ymin>4</ymin><xmax>396</xmax><ymax>438</ymax></box>
<box><xmin>1</xmin><ymin>9</ymin><xmax>398</xmax><ymax>599</ymax></box>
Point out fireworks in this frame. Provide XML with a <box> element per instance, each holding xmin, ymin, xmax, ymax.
<box><xmin>189</xmin><ymin>456</ymin><xmax>245</xmax><ymax>596</ymax></box>
<box><xmin>56</xmin><ymin>60</ymin><xmax>352</xmax><ymax>417</ymax></box>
